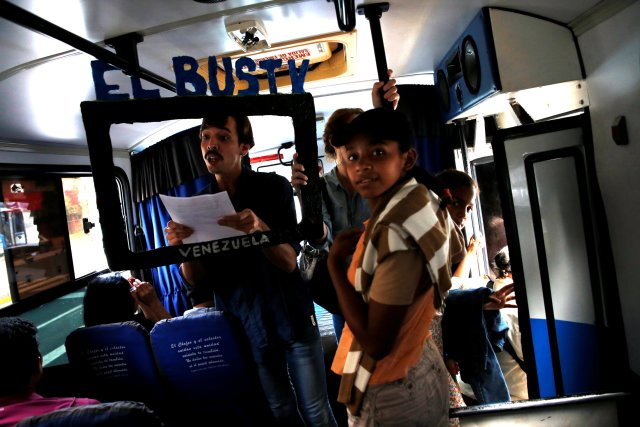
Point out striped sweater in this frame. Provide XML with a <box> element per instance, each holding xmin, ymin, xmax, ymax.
<box><xmin>337</xmin><ymin>176</ymin><xmax>461</xmax><ymax>416</ymax></box>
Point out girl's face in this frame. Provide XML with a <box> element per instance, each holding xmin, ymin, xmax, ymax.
<box><xmin>343</xmin><ymin>134</ymin><xmax>415</xmax><ymax>208</ymax></box>
<box><xmin>447</xmin><ymin>185</ymin><xmax>477</xmax><ymax>229</ymax></box>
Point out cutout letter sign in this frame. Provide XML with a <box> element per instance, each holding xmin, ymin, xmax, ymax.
<box><xmin>91</xmin><ymin>56</ymin><xmax>310</xmax><ymax>101</ymax></box>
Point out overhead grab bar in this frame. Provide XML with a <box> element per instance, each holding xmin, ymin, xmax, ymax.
<box><xmin>330</xmin><ymin>0</ymin><xmax>356</xmax><ymax>32</ymax></box>
<box><xmin>357</xmin><ymin>2</ymin><xmax>392</xmax><ymax>110</ymax></box>
<box><xmin>0</xmin><ymin>1</ymin><xmax>176</xmax><ymax>93</ymax></box>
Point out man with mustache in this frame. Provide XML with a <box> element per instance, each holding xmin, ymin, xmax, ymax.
<box><xmin>164</xmin><ymin>113</ymin><xmax>337</xmax><ymax>427</ymax></box>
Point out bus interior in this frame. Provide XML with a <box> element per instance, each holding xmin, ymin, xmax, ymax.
<box><xmin>0</xmin><ymin>0</ymin><xmax>638</xmax><ymax>425</ymax></box>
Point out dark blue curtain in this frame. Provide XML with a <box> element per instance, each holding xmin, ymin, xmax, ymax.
<box><xmin>396</xmin><ymin>84</ymin><xmax>456</xmax><ymax>175</ymax></box>
<box><xmin>131</xmin><ymin>125</ymin><xmax>210</xmax><ymax>316</ymax></box>
<box><xmin>137</xmin><ymin>174</ymin><xmax>212</xmax><ymax>316</ymax></box>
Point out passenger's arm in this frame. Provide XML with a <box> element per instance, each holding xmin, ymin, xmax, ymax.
<box><xmin>131</xmin><ymin>280</ymin><xmax>172</xmax><ymax>322</ymax></box>
<box><xmin>452</xmin><ymin>236</ymin><xmax>480</xmax><ymax>278</ymax></box>
<box><xmin>372</xmin><ymin>69</ymin><xmax>400</xmax><ymax>110</ymax></box>
<box><xmin>482</xmin><ymin>283</ymin><xmax>517</xmax><ymax>310</ymax></box>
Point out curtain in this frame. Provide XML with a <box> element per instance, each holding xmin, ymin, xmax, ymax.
<box><xmin>132</xmin><ymin>126</ymin><xmax>211</xmax><ymax>316</ymax></box>
<box><xmin>131</xmin><ymin>126</ymin><xmax>208</xmax><ymax>203</ymax></box>
<box><xmin>396</xmin><ymin>84</ymin><xmax>457</xmax><ymax>175</ymax></box>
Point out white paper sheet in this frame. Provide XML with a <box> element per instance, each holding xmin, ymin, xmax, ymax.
<box><xmin>159</xmin><ymin>192</ymin><xmax>245</xmax><ymax>244</ymax></box>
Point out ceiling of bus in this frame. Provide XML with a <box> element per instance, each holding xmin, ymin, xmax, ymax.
<box><xmin>0</xmin><ymin>0</ymin><xmax>604</xmax><ymax>152</ymax></box>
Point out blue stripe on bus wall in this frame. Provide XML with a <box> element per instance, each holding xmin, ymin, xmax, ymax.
<box><xmin>530</xmin><ymin>318</ymin><xmax>556</xmax><ymax>398</ymax></box>
<box><xmin>531</xmin><ymin>318</ymin><xmax>601</xmax><ymax>398</ymax></box>
<box><xmin>556</xmin><ymin>319</ymin><xmax>601</xmax><ymax>395</ymax></box>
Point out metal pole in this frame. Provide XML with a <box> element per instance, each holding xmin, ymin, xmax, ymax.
<box><xmin>0</xmin><ymin>1</ymin><xmax>176</xmax><ymax>92</ymax></box>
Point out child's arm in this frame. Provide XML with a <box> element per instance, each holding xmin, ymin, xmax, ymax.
<box><xmin>130</xmin><ymin>280</ymin><xmax>172</xmax><ymax>323</ymax></box>
<box><xmin>452</xmin><ymin>236</ymin><xmax>480</xmax><ymax>278</ymax></box>
<box><xmin>328</xmin><ymin>228</ymin><xmax>368</xmax><ymax>330</ymax></box>
<box><xmin>329</xmin><ymin>230</ymin><xmax>421</xmax><ymax>360</ymax></box>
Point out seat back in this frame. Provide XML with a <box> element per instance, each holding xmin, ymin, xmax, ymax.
<box><xmin>149</xmin><ymin>309</ymin><xmax>255</xmax><ymax>401</ymax></box>
<box><xmin>65</xmin><ymin>321</ymin><xmax>166</xmax><ymax>402</ymax></box>
<box><xmin>15</xmin><ymin>401</ymin><xmax>164</xmax><ymax>427</ymax></box>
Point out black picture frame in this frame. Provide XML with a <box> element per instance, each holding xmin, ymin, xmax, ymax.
<box><xmin>81</xmin><ymin>93</ymin><xmax>322</xmax><ymax>270</ymax></box>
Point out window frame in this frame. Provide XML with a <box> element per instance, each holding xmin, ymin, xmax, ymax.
<box><xmin>81</xmin><ymin>93</ymin><xmax>322</xmax><ymax>271</ymax></box>
<box><xmin>0</xmin><ymin>163</ymin><xmax>133</xmax><ymax>315</ymax></box>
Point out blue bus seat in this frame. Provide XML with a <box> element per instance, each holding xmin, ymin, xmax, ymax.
<box><xmin>149</xmin><ymin>309</ymin><xmax>256</xmax><ymax>400</ymax></box>
<box><xmin>64</xmin><ymin>321</ymin><xmax>166</xmax><ymax>403</ymax></box>
<box><xmin>149</xmin><ymin>309</ymin><xmax>271</xmax><ymax>425</ymax></box>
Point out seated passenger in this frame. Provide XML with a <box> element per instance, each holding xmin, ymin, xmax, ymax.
<box><xmin>0</xmin><ymin>317</ymin><xmax>100</xmax><ymax>427</ymax></box>
<box><xmin>436</xmin><ymin>168</ymin><xmax>516</xmax><ymax>405</ymax></box>
<box><xmin>83</xmin><ymin>272</ymin><xmax>171</xmax><ymax>330</ymax></box>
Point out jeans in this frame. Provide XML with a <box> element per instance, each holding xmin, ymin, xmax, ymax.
<box><xmin>465</xmin><ymin>351</ymin><xmax>511</xmax><ymax>404</ymax></box>
<box><xmin>256</xmin><ymin>327</ymin><xmax>338</xmax><ymax>427</ymax></box>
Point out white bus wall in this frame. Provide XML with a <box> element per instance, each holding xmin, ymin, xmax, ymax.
<box><xmin>0</xmin><ymin>145</ymin><xmax>132</xmax><ymax>187</ymax></box>
<box><xmin>578</xmin><ymin>1</ymin><xmax>640</xmax><ymax>376</ymax></box>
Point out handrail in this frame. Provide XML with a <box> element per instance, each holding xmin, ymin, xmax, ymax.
<box><xmin>0</xmin><ymin>1</ymin><xmax>176</xmax><ymax>92</ymax></box>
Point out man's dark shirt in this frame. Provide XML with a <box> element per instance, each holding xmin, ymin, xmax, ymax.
<box><xmin>186</xmin><ymin>168</ymin><xmax>316</xmax><ymax>361</ymax></box>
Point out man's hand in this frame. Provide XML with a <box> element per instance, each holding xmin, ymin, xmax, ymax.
<box><xmin>483</xmin><ymin>283</ymin><xmax>517</xmax><ymax>310</ymax></box>
<box><xmin>164</xmin><ymin>220</ymin><xmax>193</xmax><ymax>246</ymax></box>
<box><xmin>372</xmin><ymin>69</ymin><xmax>400</xmax><ymax>110</ymax></box>
<box><xmin>218</xmin><ymin>208</ymin><xmax>267</xmax><ymax>234</ymax></box>
<box><xmin>219</xmin><ymin>209</ymin><xmax>296</xmax><ymax>272</ymax></box>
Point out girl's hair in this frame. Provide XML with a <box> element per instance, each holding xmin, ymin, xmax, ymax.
<box><xmin>434</xmin><ymin>168</ymin><xmax>479</xmax><ymax>210</ymax></box>
<box><xmin>83</xmin><ymin>272</ymin><xmax>136</xmax><ymax>327</ymax></box>
<box><xmin>322</xmin><ymin>108</ymin><xmax>363</xmax><ymax>160</ymax></box>
<box><xmin>435</xmin><ymin>168</ymin><xmax>478</xmax><ymax>192</ymax></box>
<box><xmin>492</xmin><ymin>246</ymin><xmax>511</xmax><ymax>278</ymax></box>
<box><xmin>200</xmin><ymin>114</ymin><xmax>255</xmax><ymax>148</ymax></box>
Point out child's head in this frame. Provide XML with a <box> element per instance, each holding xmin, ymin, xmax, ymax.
<box><xmin>323</xmin><ymin>108</ymin><xmax>363</xmax><ymax>162</ymax></box>
<box><xmin>83</xmin><ymin>272</ymin><xmax>137</xmax><ymax>327</ymax></box>
<box><xmin>0</xmin><ymin>317</ymin><xmax>41</xmax><ymax>396</ymax></box>
<box><xmin>332</xmin><ymin>108</ymin><xmax>416</xmax><ymax>205</ymax></box>
<box><xmin>436</xmin><ymin>168</ymin><xmax>478</xmax><ymax>229</ymax></box>
<box><xmin>492</xmin><ymin>246</ymin><xmax>511</xmax><ymax>279</ymax></box>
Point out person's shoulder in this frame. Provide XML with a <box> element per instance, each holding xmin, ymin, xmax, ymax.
<box><xmin>323</xmin><ymin>167</ymin><xmax>339</xmax><ymax>185</ymax></box>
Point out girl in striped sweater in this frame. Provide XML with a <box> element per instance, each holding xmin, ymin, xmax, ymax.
<box><xmin>327</xmin><ymin>108</ymin><xmax>465</xmax><ymax>426</ymax></box>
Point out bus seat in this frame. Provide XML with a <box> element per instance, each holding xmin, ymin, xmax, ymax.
<box><xmin>15</xmin><ymin>401</ymin><xmax>164</xmax><ymax>427</ymax></box>
<box><xmin>64</xmin><ymin>321</ymin><xmax>166</xmax><ymax>403</ymax></box>
<box><xmin>149</xmin><ymin>309</ymin><xmax>270</xmax><ymax>424</ymax></box>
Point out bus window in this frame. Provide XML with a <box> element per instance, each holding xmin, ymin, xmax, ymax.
<box><xmin>63</xmin><ymin>177</ymin><xmax>108</xmax><ymax>278</ymax></box>
<box><xmin>0</xmin><ymin>170</ymin><xmax>130</xmax><ymax>309</ymax></box>
<box><xmin>1</xmin><ymin>176</ymin><xmax>71</xmax><ymax>302</ymax></box>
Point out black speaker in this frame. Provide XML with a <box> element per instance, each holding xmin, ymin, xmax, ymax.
<box><xmin>435</xmin><ymin>8</ymin><xmax>583</xmax><ymax>123</ymax></box>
